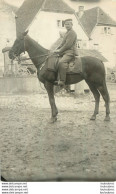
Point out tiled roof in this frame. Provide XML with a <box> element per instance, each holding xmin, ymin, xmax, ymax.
<box><xmin>78</xmin><ymin>49</ymin><xmax>107</xmax><ymax>62</ymax></box>
<box><xmin>97</xmin><ymin>8</ymin><xmax>116</xmax><ymax>26</ymax></box>
<box><xmin>16</xmin><ymin>0</ymin><xmax>74</xmax><ymax>36</ymax></box>
<box><xmin>16</xmin><ymin>0</ymin><xmax>44</xmax><ymax>36</ymax></box>
<box><xmin>78</xmin><ymin>7</ymin><xmax>116</xmax><ymax>37</ymax></box>
<box><xmin>51</xmin><ymin>38</ymin><xmax>107</xmax><ymax>62</ymax></box>
<box><xmin>42</xmin><ymin>0</ymin><xmax>74</xmax><ymax>13</ymax></box>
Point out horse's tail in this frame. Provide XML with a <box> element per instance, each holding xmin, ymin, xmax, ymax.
<box><xmin>99</xmin><ymin>60</ymin><xmax>110</xmax><ymax>102</ymax></box>
<box><xmin>100</xmin><ymin>60</ymin><xmax>106</xmax><ymax>76</ymax></box>
<box><xmin>102</xmin><ymin>72</ymin><xmax>110</xmax><ymax>103</ymax></box>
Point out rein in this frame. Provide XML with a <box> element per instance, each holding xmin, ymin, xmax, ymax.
<box><xmin>22</xmin><ymin>37</ymin><xmax>59</xmax><ymax>61</ymax></box>
<box><xmin>15</xmin><ymin>53</ymin><xmax>59</xmax><ymax>65</ymax></box>
<box><xmin>20</xmin><ymin>53</ymin><xmax>49</xmax><ymax>61</ymax></box>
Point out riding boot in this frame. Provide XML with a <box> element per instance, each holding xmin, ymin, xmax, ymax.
<box><xmin>58</xmin><ymin>63</ymin><xmax>67</xmax><ymax>86</ymax></box>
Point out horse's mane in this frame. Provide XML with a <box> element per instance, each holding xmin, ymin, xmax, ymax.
<box><xmin>26</xmin><ymin>35</ymin><xmax>49</xmax><ymax>54</ymax></box>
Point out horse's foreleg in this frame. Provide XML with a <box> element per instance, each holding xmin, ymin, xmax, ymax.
<box><xmin>86</xmin><ymin>82</ymin><xmax>100</xmax><ymax>120</ymax></box>
<box><xmin>44</xmin><ymin>81</ymin><xmax>58</xmax><ymax>123</ymax></box>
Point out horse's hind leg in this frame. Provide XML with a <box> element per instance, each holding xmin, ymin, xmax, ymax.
<box><xmin>44</xmin><ymin>81</ymin><xmax>58</xmax><ymax>123</ymax></box>
<box><xmin>86</xmin><ymin>81</ymin><xmax>100</xmax><ymax>120</ymax></box>
<box><xmin>97</xmin><ymin>81</ymin><xmax>110</xmax><ymax>121</ymax></box>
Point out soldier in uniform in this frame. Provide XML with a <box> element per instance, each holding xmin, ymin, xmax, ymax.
<box><xmin>54</xmin><ymin>19</ymin><xmax>78</xmax><ymax>86</ymax></box>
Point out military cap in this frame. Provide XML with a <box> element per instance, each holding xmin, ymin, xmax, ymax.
<box><xmin>64</xmin><ymin>19</ymin><xmax>73</xmax><ymax>23</ymax></box>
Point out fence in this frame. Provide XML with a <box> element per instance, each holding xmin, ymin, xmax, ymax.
<box><xmin>0</xmin><ymin>77</ymin><xmax>46</xmax><ymax>94</ymax></box>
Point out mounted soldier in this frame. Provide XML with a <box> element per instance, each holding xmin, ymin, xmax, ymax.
<box><xmin>9</xmin><ymin>28</ymin><xmax>110</xmax><ymax>122</ymax></box>
<box><xmin>54</xmin><ymin>19</ymin><xmax>78</xmax><ymax>87</ymax></box>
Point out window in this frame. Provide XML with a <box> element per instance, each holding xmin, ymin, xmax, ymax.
<box><xmin>77</xmin><ymin>40</ymin><xmax>87</xmax><ymax>49</ymax></box>
<box><xmin>62</xmin><ymin>20</ymin><xmax>65</xmax><ymax>27</ymax></box>
<box><xmin>57</xmin><ymin>20</ymin><xmax>65</xmax><ymax>28</ymax></box>
<box><xmin>103</xmin><ymin>27</ymin><xmax>111</xmax><ymax>34</ymax></box>
<box><xmin>94</xmin><ymin>43</ymin><xmax>99</xmax><ymax>50</ymax></box>
<box><xmin>77</xmin><ymin>40</ymin><xmax>82</xmax><ymax>49</ymax></box>
<box><xmin>104</xmin><ymin>27</ymin><xmax>107</xmax><ymax>34</ymax></box>
<box><xmin>57</xmin><ymin>20</ymin><xmax>61</xmax><ymax>27</ymax></box>
<box><xmin>108</xmin><ymin>27</ymin><xmax>111</xmax><ymax>34</ymax></box>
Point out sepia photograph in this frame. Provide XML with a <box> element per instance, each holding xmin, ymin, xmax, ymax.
<box><xmin>0</xmin><ymin>0</ymin><xmax>116</xmax><ymax>182</ymax></box>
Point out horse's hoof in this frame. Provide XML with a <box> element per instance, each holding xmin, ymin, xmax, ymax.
<box><xmin>90</xmin><ymin>115</ymin><xmax>96</xmax><ymax>120</ymax></box>
<box><xmin>49</xmin><ymin>117</ymin><xmax>57</xmax><ymax>123</ymax></box>
<box><xmin>104</xmin><ymin>116</ymin><xmax>110</xmax><ymax>121</ymax></box>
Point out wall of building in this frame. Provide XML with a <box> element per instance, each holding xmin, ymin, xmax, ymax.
<box><xmin>0</xmin><ymin>2</ymin><xmax>16</xmax><ymax>73</ymax></box>
<box><xmin>28</xmin><ymin>11</ymin><xmax>88</xmax><ymax>49</ymax></box>
<box><xmin>90</xmin><ymin>25</ymin><xmax>116</xmax><ymax>68</ymax></box>
<box><xmin>28</xmin><ymin>11</ymin><xmax>89</xmax><ymax>93</ymax></box>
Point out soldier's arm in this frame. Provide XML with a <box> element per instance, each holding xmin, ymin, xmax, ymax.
<box><xmin>57</xmin><ymin>39</ymin><xmax>65</xmax><ymax>49</ymax></box>
<box><xmin>59</xmin><ymin>31</ymin><xmax>77</xmax><ymax>53</ymax></box>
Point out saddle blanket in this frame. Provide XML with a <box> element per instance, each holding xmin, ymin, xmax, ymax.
<box><xmin>46</xmin><ymin>56</ymin><xmax>82</xmax><ymax>74</ymax></box>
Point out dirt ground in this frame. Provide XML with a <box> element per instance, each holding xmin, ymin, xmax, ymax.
<box><xmin>0</xmin><ymin>83</ymin><xmax>116</xmax><ymax>181</ymax></box>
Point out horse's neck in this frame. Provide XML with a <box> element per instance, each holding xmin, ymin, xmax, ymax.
<box><xmin>25</xmin><ymin>36</ymin><xmax>48</xmax><ymax>67</ymax></box>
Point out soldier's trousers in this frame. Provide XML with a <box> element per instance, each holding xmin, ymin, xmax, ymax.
<box><xmin>58</xmin><ymin>54</ymin><xmax>74</xmax><ymax>82</ymax></box>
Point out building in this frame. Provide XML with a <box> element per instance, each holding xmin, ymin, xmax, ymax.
<box><xmin>15</xmin><ymin>0</ymin><xmax>88</xmax><ymax>49</ymax></box>
<box><xmin>0</xmin><ymin>0</ymin><xmax>17</xmax><ymax>72</ymax></box>
<box><xmin>77</xmin><ymin>6</ymin><xmax>116</xmax><ymax>68</ymax></box>
<box><xmin>15</xmin><ymin>1</ymin><xmax>108</xmax><ymax>94</ymax></box>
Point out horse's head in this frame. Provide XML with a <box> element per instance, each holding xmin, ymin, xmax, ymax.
<box><xmin>9</xmin><ymin>31</ymin><xmax>28</xmax><ymax>60</ymax></box>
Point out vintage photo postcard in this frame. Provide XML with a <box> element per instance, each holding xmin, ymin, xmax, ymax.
<box><xmin>0</xmin><ymin>0</ymin><xmax>116</xmax><ymax>182</ymax></box>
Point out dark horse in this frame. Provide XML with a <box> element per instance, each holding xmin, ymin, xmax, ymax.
<box><xmin>9</xmin><ymin>31</ymin><xmax>110</xmax><ymax>122</ymax></box>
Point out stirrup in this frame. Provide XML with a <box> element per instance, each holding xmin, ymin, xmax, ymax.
<box><xmin>58</xmin><ymin>81</ymin><xmax>65</xmax><ymax>87</ymax></box>
<box><xmin>54</xmin><ymin>81</ymin><xmax>65</xmax><ymax>87</ymax></box>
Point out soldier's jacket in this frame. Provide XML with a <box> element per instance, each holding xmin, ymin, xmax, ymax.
<box><xmin>58</xmin><ymin>29</ymin><xmax>78</xmax><ymax>56</ymax></box>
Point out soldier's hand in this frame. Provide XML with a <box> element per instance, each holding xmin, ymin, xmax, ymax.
<box><xmin>54</xmin><ymin>49</ymin><xmax>60</xmax><ymax>53</ymax></box>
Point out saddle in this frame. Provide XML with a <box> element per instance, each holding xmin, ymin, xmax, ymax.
<box><xmin>46</xmin><ymin>55</ymin><xmax>82</xmax><ymax>74</ymax></box>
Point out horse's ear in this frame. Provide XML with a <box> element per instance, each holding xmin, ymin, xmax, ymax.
<box><xmin>23</xmin><ymin>30</ymin><xmax>29</xmax><ymax>36</ymax></box>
